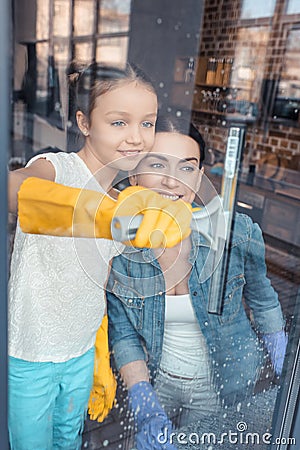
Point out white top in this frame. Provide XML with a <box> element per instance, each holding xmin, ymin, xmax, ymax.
<box><xmin>8</xmin><ymin>152</ymin><xmax>123</xmax><ymax>362</ymax></box>
<box><xmin>160</xmin><ymin>294</ymin><xmax>211</xmax><ymax>378</ymax></box>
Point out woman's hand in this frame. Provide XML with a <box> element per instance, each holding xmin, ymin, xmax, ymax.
<box><xmin>261</xmin><ymin>330</ymin><xmax>288</xmax><ymax>376</ymax></box>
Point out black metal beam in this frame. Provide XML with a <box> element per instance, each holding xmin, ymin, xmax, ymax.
<box><xmin>0</xmin><ymin>0</ymin><xmax>10</xmax><ymax>446</ymax></box>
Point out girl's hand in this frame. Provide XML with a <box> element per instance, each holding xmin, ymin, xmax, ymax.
<box><xmin>88</xmin><ymin>315</ymin><xmax>117</xmax><ymax>422</ymax></box>
<box><xmin>114</xmin><ymin>186</ymin><xmax>192</xmax><ymax>248</ymax></box>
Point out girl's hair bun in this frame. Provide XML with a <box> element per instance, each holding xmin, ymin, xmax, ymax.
<box><xmin>66</xmin><ymin>61</ymin><xmax>86</xmax><ymax>86</ymax></box>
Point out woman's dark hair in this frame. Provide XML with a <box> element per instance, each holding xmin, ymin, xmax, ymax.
<box><xmin>67</xmin><ymin>61</ymin><xmax>156</xmax><ymax>121</ymax></box>
<box><xmin>155</xmin><ymin>115</ymin><xmax>205</xmax><ymax>167</ymax></box>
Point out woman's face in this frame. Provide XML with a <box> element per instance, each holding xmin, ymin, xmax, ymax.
<box><xmin>130</xmin><ymin>132</ymin><xmax>203</xmax><ymax>204</ymax></box>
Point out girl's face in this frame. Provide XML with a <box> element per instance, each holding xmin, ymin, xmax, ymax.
<box><xmin>130</xmin><ymin>132</ymin><xmax>203</xmax><ymax>204</ymax></box>
<box><xmin>77</xmin><ymin>81</ymin><xmax>157</xmax><ymax>172</ymax></box>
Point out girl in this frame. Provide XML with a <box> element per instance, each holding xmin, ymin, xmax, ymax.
<box><xmin>8</xmin><ymin>63</ymin><xmax>192</xmax><ymax>450</ymax></box>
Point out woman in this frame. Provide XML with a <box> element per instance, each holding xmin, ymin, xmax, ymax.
<box><xmin>106</xmin><ymin>116</ymin><xmax>287</xmax><ymax>449</ymax></box>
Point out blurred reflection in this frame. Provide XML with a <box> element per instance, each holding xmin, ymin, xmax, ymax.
<box><xmin>74</xmin><ymin>42</ymin><xmax>94</xmax><ymax>63</ymax></box>
<box><xmin>36</xmin><ymin>0</ymin><xmax>50</xmax><ymax>40</ymax></box>
<box><xmin>96</xmin><ymin>36</ymin><xmax>129</xmax><ymax>66</ymax></box>
<box><xmin>241</xmin><ymin>0</ymin><xmax>276</xmax><ymax>19</ymax></box>
<box><xmin>286</xmin><ymin>0</ymin><xmax>300</xmax><ymax>14</ymax></box>
<box><xmin>13</xmin><ymin>0</ymin><xmax>133</xmax><ymax>161</ymax></box>
<box><xmin>53</xmin><ymin>0</ymin><xmax>71</xmax><ymax>37</ymax></box>
<box><xmin>98</xmin><ymin>0</ymin><xmax>131</xmax><ymax>34</ymax></box>
<box><xmin>273</xmin><ymin>28</ymin><xmax>300</xmax><ymax>123</ymax></box>
<box><xmin>73</xmin><ymin>0</ymin><xmax>95</xmax><ymax>36</ymax></box>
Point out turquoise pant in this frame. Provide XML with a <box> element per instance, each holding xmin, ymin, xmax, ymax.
<box><xmin>8</xmin><ymin>347</ymin><xmax>95</xmax><ymax>450</ymax></box>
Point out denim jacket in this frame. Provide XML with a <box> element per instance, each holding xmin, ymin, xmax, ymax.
<box><xmin>107</xmin><ymin>213</ymin><xmax>285</xmax><ymax>403</ymax></box>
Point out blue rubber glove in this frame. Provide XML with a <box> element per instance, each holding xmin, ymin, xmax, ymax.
<box><xmin>128</xmin><ymin>381</ymin><xmax>177</xmax><ymax>450</ymax></box>
<box><xmin>262</xmin><ymin>330</ymin><xmax>288</xmax><ymax>376</ymax></box>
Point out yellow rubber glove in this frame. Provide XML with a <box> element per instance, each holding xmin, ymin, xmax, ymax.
<box><xmin>88</xmin><ymin>315</ymin><xmax>117</xmax><ymax>422</ymax></box>
<box><xmin>18</xmin><ymin>177</ymin><xmax>116</xmax><ymax>239</ymax></box>
<box><xmin>18</xmin><ymin>178</ymin><xmax>192</xmax><ymax>247</ymax></box>
<box><xmin>114</xmin><ymin>186</ymin><xmax>193</xmax><ymax>248</ymax></box>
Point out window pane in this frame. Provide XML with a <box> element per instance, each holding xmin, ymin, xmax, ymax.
<box><xmin>54</xmin><ymin>0</ymin><xmax>71</xmax><ymax>37</ymax></box>
<box><xmin>36</xmin><ymin>42</ymin><xmax>49</xmax><ymax>98</ymax></box>
<box><xmin>36</xmin><ymin>0</ymin><xmax>50</xmax><ymax>40</ymax></box>
<box><xmin>241</xmin><ymin>0</ymin><xmax>276</xmax><ymax>19</ymax></box>
<box><xmin>286</xmin><ymin>0</ymin><xmax>300</xmax><ymax>14</ymax></box>
<box><xmin>73</xmin><ymin>0</ymin><xmax>95</xmax><ymax>36</ymax></box>
<box><xmin>280</xmin><ymin>28</ymin><xmax>300</xmax><ymax>94</ymax></box>
<box><xmin>53</xmin><ymin>39</ymin><xmax>70</xmax><ymax>68</ymax></box>
<box><xmin>74</xmin><ymin>42</ymin><xmax>94</xmax><ymax>63</ymax></box>
<box><xmin>273</xmin><ymin>28</ymin><xmax>300</xmax><ymax>121</ymax></box>
<box><xmin>98</xmin><ymin>0</ymin><xmax>132</xmax><ymax>34</ymax></box>
<box><xmin>230</xmin><ymin>27</ymin><xmax>270</xmax><ymax>103</ymax></box>
<box><xmin>10</xmin><ymin>1</ymin><xmax>300</xmax><ymax>449</ymax></box>
<box><xmin>96</xmin><ymin>36</ymin><xmax>128</xmax><ymax>66</ymax></box>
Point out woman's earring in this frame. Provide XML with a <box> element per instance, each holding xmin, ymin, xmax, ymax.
<box><xmin>82</xmin><ymin>129</ymin><xmax>89</xmax><ymax>136</ymax></box>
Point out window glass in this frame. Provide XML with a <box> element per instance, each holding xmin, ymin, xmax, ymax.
<box><xmin>73</xmin><ymin>42</ymin><xmax>94</xmax><ymax>63</ymax></box>
<box><xmin>73</xmin><ymin>0</ymin><xmax>95</xmax><ymax>36</ymax></box>
<box><xmin>287</xmin><ymin>0</ymin><xmax>300</xmax><ymax>14</ymax></box>
<box><xmin>231</xmin><ymin>26</ymin><xmax>270</xmax><ymax>103</ymax></box>
<box><xmin>36</xmin><ymin>0</ymin><xmax>50</xmax><ymax>40</ymax></box>
<box><xmin>273</xmin><ymin>27</ymin><xmax>300</xmax><ymax>123</ymax></box>
<box><xmin>96</xmin><ymin>36</ymin><xmax>129</xmax><ymax>66</ymax></box>
<box><xmin>241</xmin><ymin>0</ymin><xmax>276</xmax><ymax>19</ymax></box>
<box><xmin>36</xmin><ymin>42</ymin><xmax>49</xmax><ymax>101</ymax></box>
<box><xmin>280</xmin><ymin>27</ymin><xmax>300</xmax><ymax>96</ymax></box>
<box><xmin>9</xmin><ymin>1</ymin><xmax>300</xmax><ymax>449</ymax></box>
<box><xmin>98</xmin><ymin>0</ymin><xmax>132</xmax><ymax>34</ymax></box>
<box><xmin>53</xmin><ymin>40</ymin><xmax>69</xmax><ymax>65</ymax></box>
<box><xmin>53</xmin><ymin>0</ymin><xmax>71</xmax><ymax>37</ymax></box>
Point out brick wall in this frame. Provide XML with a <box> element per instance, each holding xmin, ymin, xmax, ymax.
<box><xmin>193</xmin><ymin>0</ymin><xmax>300</xmax><ymax>176</ymax></box>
